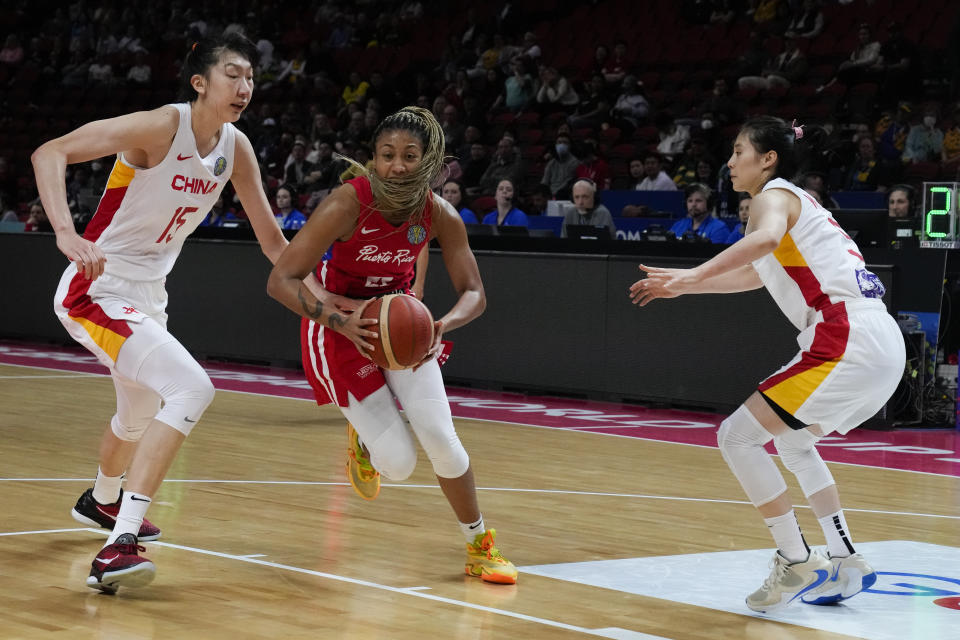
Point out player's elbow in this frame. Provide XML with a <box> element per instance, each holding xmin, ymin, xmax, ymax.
<box><xmin>265</xmin><ymin>268</ymin><xmax>286</xmax><ymax>303</ymax></box>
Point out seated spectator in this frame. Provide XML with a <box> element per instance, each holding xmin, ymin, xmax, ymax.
<box><xmin>541</xmin><ymin>133</ymin><xmax>579</xmax><ymax>197</ymax></box>
<box><xmin>876</xmin><ymin>102</ymin><xmax>911</xmax><ymax>164</ymax></box>
<box><xmin>24</xmin><ymin>202</ymin><xmax>52</xmax><ymax>232</ymax></box>
<box><xmin>310</xmin><ymin>113</ymin><xmax>338</xmax><ymax>147</ymax></box>
<box><xmin>475</xmin><ymin>136</ymin><xmax>523</xmax><ymax>196</ymax></box>
<box><xmin>817</xmin><ymin>23</ymin><xmax>881</xmax><ymax>93</ymax></box>
<box><xmin>440</xmin><ymin>104</ymin><xmax>466</xmax><ymax>151</ymax></box>
<box><xmin>635</xmin><ymin>152</ymin><xmax>678</xmax><ymax>190</ymax></box>
<box><xmin>575</xmin><ymin>140</ymin><xmax>611</xmax><ymax>190</ymax></box>
<box><xmin>601</xmin><ymin>40</ymin><xmax>631</xmax><ymax>87</ymax></box>
<box><xmin>462</xmin><ymin>142</ymin><xmax>491</xmax><ymax>194</ymax></box>
<box><xmin>341</xmin><ymin>71</ymin><xmax>369</xmax><ymax>106</ymax></box>
<box><xmin>88</xmin><ymin>53</ymin><xmax>114</xmax><ymax>86</ymax></box>
<box><xmin>482</xmin><ymin>178</ymin><xmax>529</xmax><ymax>227</ymax></box>
<box><xmin>200</xmin><ymin>195</ymin><xmax>240</xmax><ymax>227</ymax></box>
<box><xmin>873</xmin><ymin>22</ymin><xmax>918</xmax><ymax>103</ymax></box>
<box><xmin>737</xmin><ymin>35</ymin><xmax>807</xmax><ymax>92</ymax></box>
<box><xmin>561</xmin><ymin>179</ymin><xmax>616</xmax><ymax>238</ymax></box>
<box><xmin>126</xmin><ymin>51</ymin><xmax>151</xmax><ymax>85</ymax></box>
<box><xmin>274</xmin><ymin>184</ymin><xmax>307</xmax><ymax>230</ymax></box>
<box><xmin>536</xmin><ymin>66</ymin><xmax>579</xmax><ymax>112</ymax></box>
<box><xmin>656</xmin><ymin>113</ymin><xmax>691</xmax><ymax>163</ymax></box>
<box><xmin>441</xmin><ymin>179</ymin><xmax>478</xmax><ymax>223</ymax></box>
<box><xmin>887</xmin><ymin>184</ymin><xmax>916</xmax><ymax>219</ymax></box>
<box><xmin>700</xmin><ymin>77</ymin><xmax>740</xmax><ymax>128</ymax></box>
<box><xmin>526</xmin><ymin>183</ymin><xmax>552</xmax><ymax>216</ymax></box>
<box><xmin>672</xmin><ymin>137</ymin><xmax>713</xmax><ymax>188</ymax></box>
<box><xmin>902</xmin><ymin>106</ymin><xmax>944</xmax><ymax>164</ymax></box>
<box><xmin>841</xmin><ymin>137</ymin><xmax>891</xmax><ymax>192</ymax></box>
<box><xmin>801</xmin><ymin>171</ymin><xmax>838</xmax><ymax>209</ymax></box>
<box><xmin>608</xmin><ymin>75</ymin><xmax>650</xmax><ymax>133</ymax></box>
<box><xmin>284</xmin><ymin>138</ymin><xmax>319</xmax><ymax>193</ymax></box>
<box><xmin>493</xmin><ymin>56</ymin><xmax>534</xmax><ymax>113</ymax></box>
<box><xmin>669</xmin><ymin>183</ymin><xmax>729</xmax><ymax>243</ymax></box>
<box><xmin>784</xmin><ymin>0</ymin><xmax>824</xmax><ymax>39</ymax></box>
<box><xmin>941</xmin><ymin>107</ymin><xmax>960</xmax><ymax>178</ymax></box>
<box><xmin>567</xmin><ymin>74</ymin><xmax>610</xmax><ymax>130</ymax></box>
<box><xmin>726</xmin><ymin>194</ymin><xmax>752</xmax><ymax>244</ymax></box>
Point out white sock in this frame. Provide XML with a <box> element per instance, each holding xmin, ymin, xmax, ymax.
<box><xmin>764</xmin><ymin>510</ymin><xmax>809</xmax><ymax>563</ymax></box>
<box><xmin>818</xmin><ymin>510</ymin><xmax>855</xmax><ymax>558</ymax></box>
<box><xmin>92</xmin><ymin>467</ymin><xmax>124</xmax><ymax>505</ymax></box>
<box><xmin>105</xmin><ymin>491</ymin><xmax>151</xmax><ymax>546</ymax></box>
<box><xmin>460</xmin><ymin>515</ymin><xmax>485</xmax><ymax>542</ymax></box>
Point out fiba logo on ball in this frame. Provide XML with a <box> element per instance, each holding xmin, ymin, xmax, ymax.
<box><xmin>407</xmin><ymin>224</ymin><xmax>426</xmax><ymax>245</ymax></box>
<box><xmin>213</xmin><ymin>156</ymin><xmax>227</xmax><ymax>176</ymax></box>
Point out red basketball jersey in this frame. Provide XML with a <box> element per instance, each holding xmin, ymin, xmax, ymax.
<box><xmin>302</xmin><ymin>176</ymin><xmax>434</xmax><ymax>408</ymax></box>
<box><xmin>316</xmin><ymin>176</ymin><xmax>433</xmax><ymax>297</ymax></box>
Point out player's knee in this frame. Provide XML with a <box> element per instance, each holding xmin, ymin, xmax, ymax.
<box><xmin>156</xmin><ymin>370</ymin><xmax>215</xmax><ymax>436</ymax></box>
<box><xmin>775</xmin><ymin>429</ymin><xmax>835</xmax><ymax>497</ymax></box>
<box><xmin>375</xmin><ymin>444</ymin><xmax>418</xmax><ymax>481</ymax></box>
<box><xmin>718</xmin><ymin>405</ymin><xmax>774</xmax><ymax>458</ymax></box>
<box><xmin>427</xmin><ymin>438</ymin><xmax>470</xmax><ymax>479</ymax></box>
<box><xmin>110</xmin><ymin>414</ymin><xmax>151</xmax><ymax>442</ymax></box>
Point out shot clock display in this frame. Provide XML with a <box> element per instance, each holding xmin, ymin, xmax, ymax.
<box><xmin>921</xmin><ymin>182</ymin><xmax>960</xmax><ymax>248</ymax></box>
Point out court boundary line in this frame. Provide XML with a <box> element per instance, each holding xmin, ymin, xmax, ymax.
<box><xmin>3</xmin><ymin>361</ymin><xmax>958</xmax><ymax>480</ymax></box>
<box><xmin>1</xmin><ymin>478</ymin><xmax>956</xmax><ymax>520</ymax></box>
<box><xmin>0</xmin><ymin>526</ymin><xmax>670</xmax><ymax>640</ymax></box>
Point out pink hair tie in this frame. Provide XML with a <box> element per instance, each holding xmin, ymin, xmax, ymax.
<box><xmin>791</xmin><ymin>119</ymin><xmax>804</xmax><ymax>140</ymax></box>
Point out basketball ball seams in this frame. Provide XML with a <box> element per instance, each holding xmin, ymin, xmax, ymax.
<box><xmin>379</xmin><ymin>294</ymin><xmax>399</xmax><ymax>369</ymax></box>
<box><xmin>361</xmin><ymin>293</ymin><xmax>434</xmax><ymax>370</ymax></box>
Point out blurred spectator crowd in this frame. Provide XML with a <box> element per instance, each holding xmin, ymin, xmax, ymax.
<box><xmin>2</xmin><ymin>0</ymin><xmax>960</xmax><ymax>235</ymax></box>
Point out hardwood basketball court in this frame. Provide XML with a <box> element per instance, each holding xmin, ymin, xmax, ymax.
<box><xmin>1</xmin><ymin>349</ymin><xmax>958</xmax><ymax>639</ymax></box>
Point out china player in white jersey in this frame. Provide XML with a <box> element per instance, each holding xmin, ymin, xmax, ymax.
<box><xmin>629</xmin><ymin>116</ymin><xmax>905</xmax><ymax>613</ymax></box>
<box><xmin>32</xmin><ymin>33</ymin><xmax>322</xmax><ymax>593</ymax></box>
<box><xmin>267</xmin><ymin>107</ymin><xmax>517</xmax><ymax>584</ymax></box>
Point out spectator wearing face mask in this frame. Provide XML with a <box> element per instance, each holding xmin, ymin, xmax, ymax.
<box><xmin>541</xmin><ymin>134</ymin><xmax>580</xmax><ymax>198</ymax></box>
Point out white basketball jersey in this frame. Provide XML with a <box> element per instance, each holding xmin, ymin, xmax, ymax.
<box><xmin>752</xmin><ymin>177</ymin><xmax>886</xmax><ymax>331</ymax></box>
<box><xmin>84</xmin><ymin>103</ymin><xmax>236</xmax><ymax>280</ymax></box>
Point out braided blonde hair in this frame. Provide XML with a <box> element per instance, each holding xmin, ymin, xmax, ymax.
<box><xmin>339</xmin><ymin>106</ymin><xmax>446</xmax><ymax>225</ymax></box>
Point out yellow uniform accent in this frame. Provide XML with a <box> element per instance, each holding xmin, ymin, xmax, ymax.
<box><xmin>71</xmin><ymin>315</ymin><xmax>127</xmax><ymax>363</ymax></box>
<box><xmin>762</xmin><ymin>359</ymin><xmax>840</xmax><ymax>414</ymax></box>
<box><xmin>772</xmin><ymin>232</ymin><xmax>808</xmax><ymax>268</ymax></box>
<box><xmin>105</xmin><ymin>160</ymin><xmax>135</xmax><ymax>190</ymax></box>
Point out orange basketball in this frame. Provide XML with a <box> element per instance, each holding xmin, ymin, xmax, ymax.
<box><xmin>361</xmin><ymin>294</ymin><xmax>435</xmax><ymax>370</ymax></box>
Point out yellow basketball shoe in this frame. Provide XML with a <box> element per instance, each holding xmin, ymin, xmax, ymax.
<box><xmin>465</xmin><ymin>529</ymin><xmax>518</xmax><ymax>584</ymax></box>
<box><xmin>346</xmin><ymin>423</ymin><xmax>379</xmax><ymax>500</ymax></box>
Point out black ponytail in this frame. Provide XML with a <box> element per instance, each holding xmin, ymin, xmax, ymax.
<box><xmin>177</xmin><ymin>32</ymin><xmax>259</xmax><ymax>102</ymax></box>
<box><xmin>739</xmin><ymin>116</ymin><xmax>827</xmax><ymax>182</ymax></box>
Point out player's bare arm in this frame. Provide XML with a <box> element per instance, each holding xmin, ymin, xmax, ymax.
<box><xmin>32</xmin><ymin>106</ymin><xmax>180</xmax><ymax>280</ymax></box>
<box><xmin>433</xmin><ymin>196</ymin><xmax>486</xmax><ymax>336</ymax></box>
<box><xmin>231</xmin><ymin>130</ymin><xmax>287</xmax><ymax>263</ymax></box>
<box><xmin>267</xmin><ymin>184</ymin><xmax>378</xmax><ymax>353</ymax></box>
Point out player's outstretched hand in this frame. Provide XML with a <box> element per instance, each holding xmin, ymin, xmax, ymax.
<box><xmin>629</xmin><ymin>264</ymin><xmax>698</xmax><ymax>306</ymax></box>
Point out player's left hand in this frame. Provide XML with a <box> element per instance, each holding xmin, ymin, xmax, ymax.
<box><xmin>413</xmin><ymin>319</ymin><xmax>444</xmax><ymax>370</ymax></box>
<box><xmin>629</xmin><ymin>264</ymin><xmax>699</xmax><ymax>306</ymax></box>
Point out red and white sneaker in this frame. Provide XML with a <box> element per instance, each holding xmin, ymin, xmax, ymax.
<box><xmin>87</xmin><ymin>533</ymin><xmax>156</xmax><ymax>594</ymax></box>
<box><xmin>71</xmin><ymin>488</ymin><xmax>161</xmax><ymax>541</ymax></box>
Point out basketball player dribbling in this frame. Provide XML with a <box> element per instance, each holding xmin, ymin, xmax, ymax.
<box><xmin>33</xmin><ymin>33</ymin><xmax>324</xmax><ymax>593</ymax></box>
<box><xmin>630</xmin><ymin>116</ymin><xmax>905</xmax><ymax>612</ymax></box>
<box><xmin>267</xmin><ymin>106</ymin><xmax>517</xmax><ymax>585</ymax></box>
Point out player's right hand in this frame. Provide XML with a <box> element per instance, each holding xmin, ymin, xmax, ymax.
<box><xmin>56</xmin><ymin>231</ymin><xmax>106</xmax><ymax>281</ymax></box>
<box><xmin>336</xmin><ymin>297</ymin><xmax>379</xmax><ymax>359</ymax></box>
